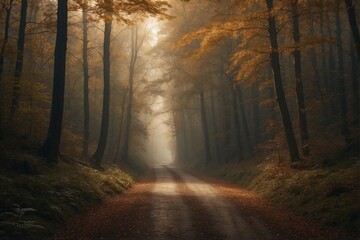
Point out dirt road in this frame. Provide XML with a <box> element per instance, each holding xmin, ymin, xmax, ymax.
<box><xmin>54</xmin><ymin>165</ymin><xmax>353</xmax><ymax>240</ymax></box>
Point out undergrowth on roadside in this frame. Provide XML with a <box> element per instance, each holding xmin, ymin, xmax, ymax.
<box><xmin>0</xmin><ymin>140</ymin><xmax>134</xmax><ymax>240</ymax></box>
<box><xmin>205</xmin><ymin>153</ymin><xmax>360</xmax><ymax>235</ymax></box>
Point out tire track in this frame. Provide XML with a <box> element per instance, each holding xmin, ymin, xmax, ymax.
<box><xmin>151</xmin><ymin>165</ymin><xmax>193</xmax><ymax>239</ymax></box>
<box><xmin>168</xmin><ymin>166</ymin><xmax>273</xmax><ymax>240</ymax></box>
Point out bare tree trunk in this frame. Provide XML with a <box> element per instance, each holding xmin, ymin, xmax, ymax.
<box><xmin>210</xmin><ymin>89</ymin><xmax>220</xmax><ymax>164</ymax></box>
<box><xmin>336</xmin><ymin>10</ymin><xmax>351</xmax><ymax>147</ymax></box>
<box><xmin>40</xmin><ymin>0</ymin><xmax>68</xmax><ymax>164</ymax></box>
<box><xmin>0</xmin><ymin>0</ymin><xmax>14</xmax><ymax>129</ymax></box>
<box><xmin>237</xmin><ymin>87</ymin><xmax>253</xmax><ymax>159</ymax></box>
<box><xmin>113</xmin><ymin>88</ymin><xmax>127</xmax><ymax>163</ymax></box>
<box><xmin>320</xmin><ymin>13</ymin><xmax>329</xmax><ymax>102</ymax></box>
<box><xmin>291</xmin><ymin>1</ymin><xmax>310</xmax><ymax>156</ymax></box>
<box><xmin>266</xmin><ymin>0</ymin><xmax>300</xmax><ymax>163</ymax></box>
<box><xmin>91</xmin><ymin>20</ymin><xmax>112</xmax><ymax>168</ymax></box>
<box><xmin>82</xmin><ymin>1</ymin><xmax>90</xmax><ymax>158</ymax></box>
<box><xmin>350</xmin><ymin>36</ymin><xmax>359</xmax><ymax>144</ymax></box>
<box><xmin>122</xmin><ymin>26</ymin><xmax>138</xmax><ymax>163</ymax></box>
<box><xmin>309</xmin><ymin>22</ymin><xmax>327</xmax><ymax>118</ymax></box>
<box><xmin>0</xmin><ymin>0</ymin><xmax>14</xmax><ymax>84</ymax></box>
<box><xmin>344</xmin><ymin>0</ymin><xmax>360</xmax><ymax>66</ymax></box>
<box><xmin>328</xmin><ymin>13</ymin><xmax>339</xmax><ymax>116</ymax></box>
<box><xmin>180</xmin><ymin>110</ymin><xmax>190</xmax><ymax>163</ymax></box>
<box><xmin>231</xmin><ymin>85</ymin><xmax>243</xmax><ymax>161</ymax></box>
<box><xmin>9</xmin><ymin>0</ymin><xmax>28</xmax><ymax>119</ymax></box>
<box><xmin>200</xmin><ymin>91</ymin><xmax>211</xmax><ymax>165</ymax></box>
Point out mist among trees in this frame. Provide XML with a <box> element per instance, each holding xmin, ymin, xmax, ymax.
<box><xmin>0</xmin><ymin>0</ymin><xmax>359</xmax><ymax>238</ymax></box>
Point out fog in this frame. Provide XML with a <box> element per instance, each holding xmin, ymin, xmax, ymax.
<box><xmin>0</xmin><ymin>0</ymin><xmax>359</xmax><ymax>169</ymax></box>
<box><xmin>145</xmin><ymin>96</ymin><xmax>174</xmax><ymax>165</ymax></box>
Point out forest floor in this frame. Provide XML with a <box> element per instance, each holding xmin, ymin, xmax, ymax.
<box><xmin>204</xmin><ymin>153</ymin><xmax>360</xmax><ymax>236</ymax></box>
<box><xmin>54</xmin><ymin>165</ymin><xmax>357</xmax><ymax>240</ymax></box>
<box><xmin>0</xmin><ymin>138</ymin><xmax>135</xmax><ymax>240</ymax></box>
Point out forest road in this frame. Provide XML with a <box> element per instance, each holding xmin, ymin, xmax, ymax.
<box><xmin>54</xmin><ymin>165</ymin><xmax>352</xmax><ymax>240</ymax></box>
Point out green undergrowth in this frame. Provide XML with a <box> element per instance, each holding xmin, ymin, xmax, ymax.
<box><xmin>0</xmin><ymin>145</ymin><xmax>134</xmax><ymax>240</ymax></box>
<box><xmin>205</xmin><ymin>155</ymin><xmax>360</xmax><ymax>235</ymax></box>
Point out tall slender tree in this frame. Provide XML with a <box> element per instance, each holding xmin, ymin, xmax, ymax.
<box><xmin>344</xmin><ymin>0</ymin><xmax>360</xmax><ymax>65</ymax></box>
<box><xmin>266</xmin><ymin>0</ymin><xmax>300</xmax><ymax>163</ymax></box>
<box><xmin>40</xmin><ymin>0</ymin><xmax>68</xmax><ymax>163</ymax></box>
<box><xmin>91</xmin><ymin>15</ymin><xmax>112</xmax><ymax>168</ymax></box>
<box><xmin>290</xmin><ymin>0</ymin><xmax>310</xmax><ymax>156</ymax></box>
<box><xmin>335</xmin><ymin>7</ymin><xmax>351</xmax><ymax>147</ymax></box>
<box><xmin>122</xmin><ymin>25</ymin><xmax>139</xmax><ymax>163</ymax></box>
<box><xmin>199</xmin><ymin>90</ymin><xmax>211</xmax><ymax>165</ymax></box>
<box><xmin>9</xmin><ymin>0</ymin><xmax>28</xmax><ymax>119</ymax></box>
<box><xmin>0</xmin><ymin>0</ymin><xmax>14</xmax><ymax>84</ymax></box>
<box><xmin>81</xmin><ymin>0</ymin><xmax>90</xmax><ymax>158</ymax></box>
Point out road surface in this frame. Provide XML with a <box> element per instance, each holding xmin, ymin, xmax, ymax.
<box><xmin>54</xmin><ymin>165</ymin><xmax>351</xmax><ymax>240</ymax></box>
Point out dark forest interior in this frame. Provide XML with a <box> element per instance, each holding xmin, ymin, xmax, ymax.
<box><xmin>0</xmin><ymin>0</ymin><xmax>359</xmax><ymax>239</ymax></box>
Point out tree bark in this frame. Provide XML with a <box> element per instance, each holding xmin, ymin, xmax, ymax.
<box><xmin>266</xmin><ymin>0</ymin><xmax>300</xmax><ymax>163</ymax></box>
<box><xmin>0</xmin><ymin>0</ymin><xmax>14</xmax><ymax>84</ymax></box>
<box><xmin>210</xmin><ymin>89</ymin><xmax>220</xmax><ymax>164</ymax></box>
<box><xmin>350</xmin><ymin>36</ymin><xmax>359</xmax><ymax>143</ymax></box>
<box><xmin>40</xmin><ymin>0</ymin><xmax>68</xmax><ymax>164</ymax></box>
<box><xmin>344</xmin><ymin>0</ymin><xmax>360</xmax><ymax>66</ymax></box>
<box><xmin>291</xmin><ymin>1</ymin><xmax>310</xmax><ymax>156</ymax></box>
<box><xmin>113</xmin><ymin>88</ymin><xmax>127</xmax><ymax>163</ymax></box>
<box><xmin>236</xmin><ymin>87</ymin><xmax>253</xmax><ymax>159</ymax></box>
<box><xmin>122</xmin><ymin>26</ymin><xmax>138</xmax><ymax>163</ymax></box>
<box><xmin>82</xmin><ymin>1</ymin><xmax>90</xmax><ymax>158</ymax></box>
<box><xmin>231</xmin><ymin>85</ymin><xmax>243</xmax><ymax>161</ymax></box>
<box><xmin>200</xmin><ymin>91</ymin><xmax>211</xmax><ymax>165</ymax></box>
<box><xmin>336</xmin><ymin>10</ymin><xmax>351</xmax><ymax>147</ymax></box>
<box><xmin>91</xmin><ymin>20</ymin><xmax>112</xmax><ymax>168</ymax></box>
<box><xmin>9</xmin><ymin>0</ymin><xmax>28</xmax><ymax>119</ymax></box>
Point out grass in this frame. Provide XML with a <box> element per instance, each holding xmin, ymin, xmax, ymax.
<box><xmin>205</xmin><ymin>154</ymin><xmax>360</xmax><ymax>235</ymax></box>
<box><xmin>0</xmin><ymin>141</ymin><xmax>134</xmax><ymax>240</ymax></box>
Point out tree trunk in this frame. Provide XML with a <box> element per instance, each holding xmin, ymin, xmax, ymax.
<box><xmin>327</xmin><ymin>13</ymin><xmax>338</xmax><ymax>115</ymax></box>
<box><xmin>237</xmin><ymin>87</ymin><xmax>253</xmax><ymax>159</ymax></box>
<box><xmin>291</xmin><ymin>1</ymin><xmax>310</xmax><ymax>156</ymax></box>
<box><xmin>344</xmin><ymin>0</ymin><xmax>360</xmax><ymax>66</ymax></box>
<box><xmin>122</xmin><ymin>26</ymin><xmax>138</xmax><ymax>163</ymax></box>
<box><xmin>40</xmin><ymin>0</ymin><xmax>68</xmax><ymax>164</ymax></box>
<box><xmin>82</xmin><ymin>1</ymin><xmax>90</xmax><ymax>158</ymax></box>
<box><xmin>200</xmin><ymin>91</ymin><xmax>211</xmax><ymax>165</ymax></box>
<box><xmin>210</xmin><ymin>89</ymin><xmax>220</xmax><ymax>164</ymax></box>
<box><xmin>320</xmin><ymin>13</ymin><xmax>329</xmax><ymax>101</ymax></box>
<box><xmin>336</xmin><ymin>10</ymin><xmax>351</xmax><ymax>147</ymax></box>
<box><xmin>180</xmin><ymin>110</ymin><xmax>190</xmax><ymax>163</ymax></box>
<box><xmin>113</xmin><ymin>88</ymin><xmax>127</xmax><ymax>163</ymax></box>
<box><xmin>266</xmin><ymin>0</ymin><xmax>300</xmax><ymax>163</ymax></box>
<box><xmin>0</xmin><ymin>0</ymin><xmax>14</xmax><ymax>84</ymax></box>
<box><xmin>9</xmin><ymin>0</ymin><xmax>28</xmax><ymax>119</ymax></box>
<box><xmin>0</xmin><ymin>0</ymin><xmax>14</xmax><ymax>129</ymax></box>
<box><xmin>309</xmin><ymin>22</ymin><xmax>327</xmax><ymax>117</ymax></box>
<box><xmin>231</xmin><ymin>85</ymin><xmax>243</xmax><ymax>161</ymax></box>
<box><xmin>350</xmin><ymin>36</ymin><xmax>359</xmax><ymax>144</ymax></box>
<box><xmin>91</xmin><ymin>20</ymin><xmax>112</xmax><ymax>168</ymax></box>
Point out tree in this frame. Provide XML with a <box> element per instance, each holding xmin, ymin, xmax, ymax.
<box><xmin>290</xmin><ymin>0</ymin><xmax>310</xmax><ymax>156</ymax></box>
<box><xmin>91</xmin><ymin>0</ymin><xmax>170</xmax><ymax>167</ymax></box>
<box><xmin>266</xmin><ymin>0</ymin><xmax>300</xmax><ymax>163</ymax></box>
<box><xmin>91</xmin><ymin>12</ymin><xmax>112</xmax><ymax>168</ymax></box>
<box><xmin>199</xmin><ymin>89</ymin><xmax>212</xmax><ymax>165</ymax></box>
<box><xmin>9</xmin><ymin>0</ymin><xmax>28</xmax><ymax>119</ymax></box>
<box><xmin>344</xmin><ymin>0</ymin><xmax>360</xmax><ymax>65</ymax></box>
<box><xmin>40</xmin><ymin>0</ymin><xmax>68</xmax><ymax>163</ymax></box>
<box><xmin>0</xmin><ymin>0</ymin><xmax>14</xmax><ymax>84</ymax></box>
<box><xmin>81</xmin><ymin>0</ymin><xmax>90</xmax><ymax>158</ymax></box>
<box><xmin>335</xmin><ymin>5</ymin><xmax>351</xmax><ymax>147</ymax></box>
